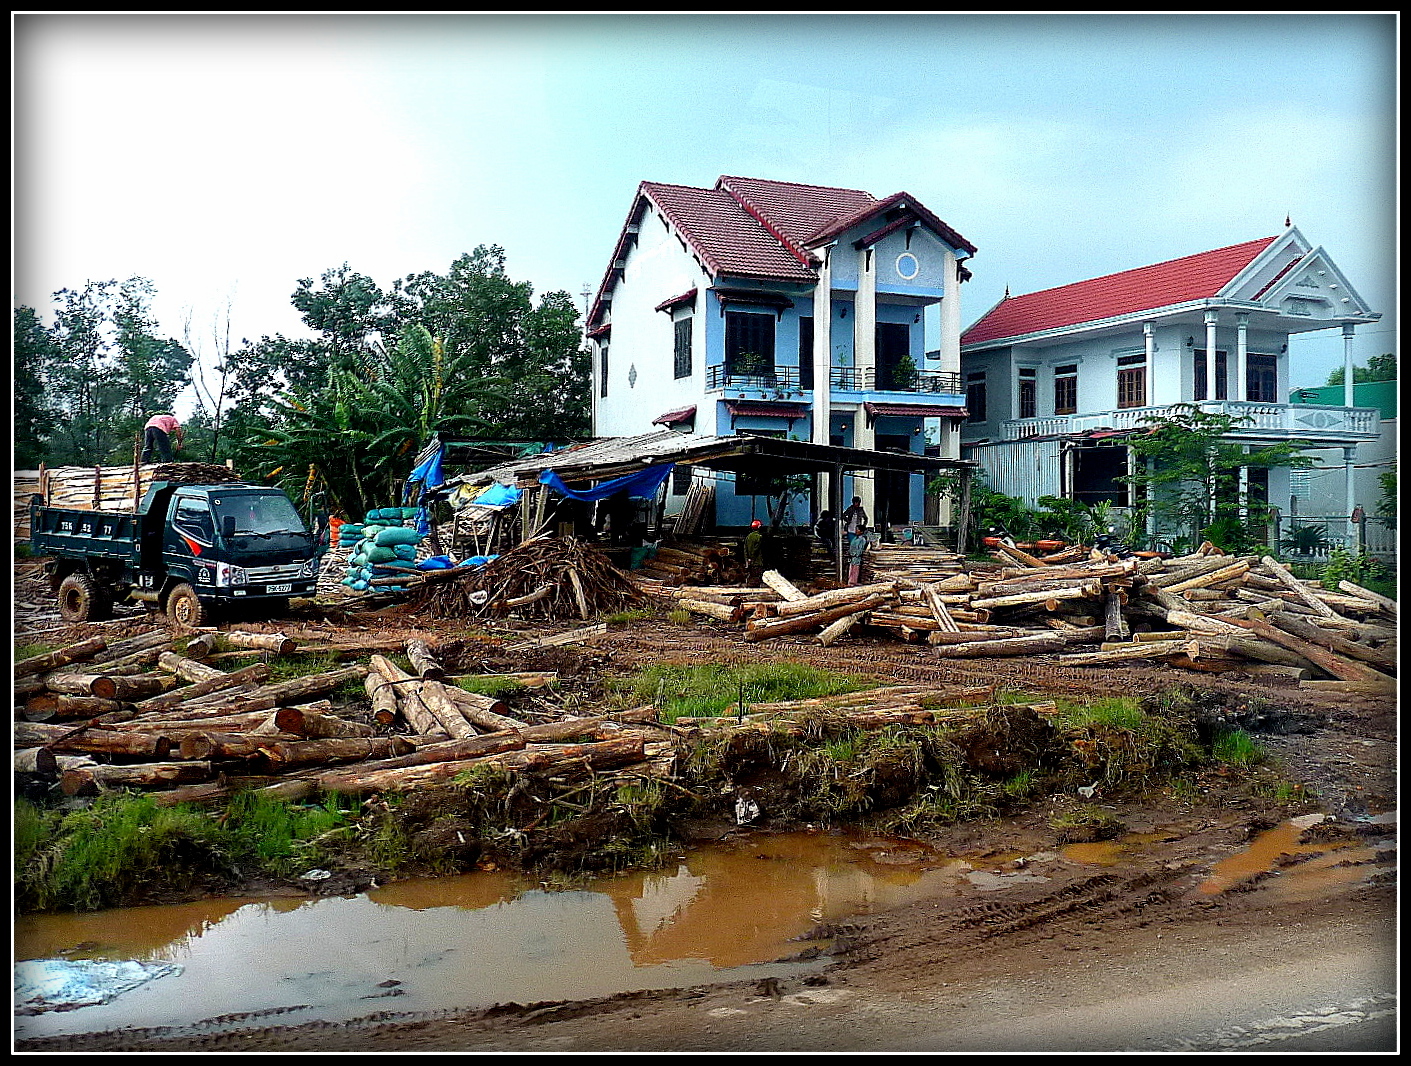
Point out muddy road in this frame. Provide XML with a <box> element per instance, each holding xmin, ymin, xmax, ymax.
<box><xmin>12</xmin><ymin>600</ymin><xmax>1399</xmax><ymax>1053</ymax></box>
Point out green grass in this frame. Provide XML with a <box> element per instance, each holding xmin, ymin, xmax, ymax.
<box><xmin>620</xmin><ymin>662</ymin><xmax>874</xmax><ymax>724</ymax></box>
<box><xmin>14</xmin><ymin>790</ymin><xmax>361</xmax><ymax>913</ymax></box>
<box><xmin>16</xmin><ymin>643</ymin><xmax>59</xmax><ymax>662</ymax></box>
<box><xmin>1211</xmin><ymin>728</ymin><xmax>1265</xmax><ymax>768</ymax></box>
<box><xmin>456</xmin><ymin>675</ymin><xmax>528</xmax><ymax>699</ymax></box>
<box><xmin>604</xmin><ymin>608</ymin><xmax>653</xmax><ymax>625</ymax></box>
<box><xmin>1051</xmin><ymin>695</ymin><xmax>1148</xmax><ymax>731</ymax></box>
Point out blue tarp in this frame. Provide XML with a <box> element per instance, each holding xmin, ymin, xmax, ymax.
<box><xmin>404</xmin><ymin>445</ymin><xmax>446</xmax><ymax>504</ymax></box>
<box><xmin>474</xmin><ymin>482</ymin><xmax>523</xmax><ymax>509</ymax></box>
<box><xmin>539</xmin><ymin>463</ymin><xmax>675</xmax><ymax>502</ymax></box>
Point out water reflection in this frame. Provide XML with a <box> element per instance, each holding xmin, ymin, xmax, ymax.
<box><xmin>14</xmin><ymin>830</ymin><xmax>974</xmax><ymax>1040</ymax></box>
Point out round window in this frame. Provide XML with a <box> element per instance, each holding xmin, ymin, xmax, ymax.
<box><xmin>896</xmin><ymin>253</ymin><xmax>920</xmax><ymax>280</ymax></box>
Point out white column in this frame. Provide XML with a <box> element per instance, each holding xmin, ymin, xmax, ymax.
<box><xmin>1142</xmin><ymin>322</ymin><xmax>1155</xmax><ymax>406</ymax></box>
<box><xmin>1344</xmin><ymin>446</ymin><xmax>1358</xmax><ymax>546</ymax></box>
<box><xmin>938</xmin><ymin>250</ymin><xmax>962</xmax><ymax>376</ymax></box>
<box><xmin>812</xmin><ymin>248</ymin><xmax>833</xmax><ymax>446</ymax></box>
<box><xmin>1204</xmin><ymin>310</ymin><xmax>1219</xmax><ymax>401</ymax></box>
<box><xmin>1235</xmin><ymin>312</ymin><xmax>1249</xmax><ymax>403</ymax></box>
<box><xmin>1342</xmin><ymin>323</ymin><xmax>1356</xmax><ymax>409</ymax></box>
<box><xmin>856</xmin><ymin>247</ymin><xmax>877</xmax><ymax>388</ymax></box>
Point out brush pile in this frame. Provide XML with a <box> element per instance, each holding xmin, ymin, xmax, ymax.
<box><xmin>410</xmin><ymin>536</ymin><xmax>644</xmax><ymax>621</ymax></box>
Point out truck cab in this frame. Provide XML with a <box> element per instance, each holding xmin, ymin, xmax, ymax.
<box><xmin>33</xmin><ymin>480</ymin><xmax>324</xmax><ymax>625</ymax></box>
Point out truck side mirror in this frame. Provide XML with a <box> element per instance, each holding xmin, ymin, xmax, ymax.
<box><xmin>221</xmin><ymin>515</ymin><xmax>236</xmax><ymax>540</ymax></box>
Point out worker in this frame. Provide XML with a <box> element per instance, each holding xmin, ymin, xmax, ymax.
<box><xmin>141</xmin><ymin>413</ymin><xmax>184</xmax><ymax>463</ymax></box>
<box><xmin>846</xmin><ymin>523</ymin><xmax>870</xmax><ymax>585</ymax></box>
<box><xmin>842</xmin><ymin>496</ymin><xmax>868</xmax><ymax>536</ymax></box>
<box><xmin>814</xmin><ymin>509</ymin><xmax>836</xmax><ymax>553</ymax></box>
<box><xmin>744</xmin><ymin>519</ymin><xmax>766</xmax><ymax>586</ymax></box>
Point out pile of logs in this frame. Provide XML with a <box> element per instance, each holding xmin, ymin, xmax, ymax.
<box><xmin>635</xmin><ymin>538</ymin><xmax>736</xmax><ymax>585</ymax></box>
<box><xmin>409</xmin><ymin>536</ymin><xmax>644</xmax><ymax>621</ymax></box>
<box><xmin>28</xmin><ymin>462</ymin><xmax>242</xmax><ymax>514</ymax></box>
<box><xmin>14</xmin><ymin>629</ymin><xmax>674</xmax><ymax>805</ymax></box>
<box><xmin>636</xmin><ymin>539</ymin><xmax>1397</xmax><ymax>691</ymax></box>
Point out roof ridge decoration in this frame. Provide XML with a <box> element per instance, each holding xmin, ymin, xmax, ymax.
<box><xmin>716</xmin><ymin>176</ymin><xmax>818</xmax><ymax>268</ymax></box>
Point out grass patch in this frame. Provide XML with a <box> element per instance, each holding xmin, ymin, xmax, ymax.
<box><xmin>456</xmin><ymin>675</ymin><xmax>528</xmax><ymax>699</ymax></box>
<box><xmin>666</xmin><ymin>608</ymin><xmax>692</xmax><ymax>626</ymax></box>
<box><xmin>1211</xmin><ymin>728</ymin><xmax>1264</xmax><ymax>768</ymax></box>
<box><xmin>15</xmin><ymin>643</ymin><xmax>59</xmax><ymax>662</ymax></box>
<box><xmin>1049</xmin><ymin>803</ymin><xmax>1126</xmax><ymax>843</ymax></box>
<box><xmin>619</xmin><ymin>662</ymin><xmax>874</xmax><ymax>724</ymax></box>
<box><xmin>604</xmin><ymin>608</ymin><xmax>653</xmax><ymax>625</ymax></box>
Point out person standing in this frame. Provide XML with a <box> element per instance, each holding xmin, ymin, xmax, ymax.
<box><xmin>842</xmin><ymin>495</ymin><xmax>868</xmax><ymax>536</ymax></box>
<box><xmin>846</xmin><ymin>523</ymin><xmax>870</xmax><ymax>585</ymax></box>
<box><xmin>141</xmin><ymin>413</ymin><xmax>184</xmax><ymax>463</ymax></box>
<box><xmin>744</xmin><ymin>519</ymin><xmax>766</xmax><ymax>586</ymax></box>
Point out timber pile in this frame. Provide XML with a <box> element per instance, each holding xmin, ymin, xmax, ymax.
<box><xmin>408</xmin><ymin>536</ymin><xmax>643</xmax><ymax>621</ymax></box>
<box><xmin>34</xmin><ymin>462</ymin><xmax>242</xmax><ymax>513</ymax></box>
<box><xmin>635</xmin><ymin>538</ymin><xmax>737</xmax><ymax>585</ymax></box>
<box><xmin>14</xmin><ymin>632</ymin><xmax>674</xmax><ymax>806</ymax></box>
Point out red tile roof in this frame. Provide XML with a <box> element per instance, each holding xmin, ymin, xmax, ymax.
<box><xmin>644</xmin><ymin>181</ymin><xmax>815</xmax><ymax>283</ymax></box>
<box><xmin>961</xmin><ymin>236</ymin><xmax>1279</xmax><ymax>347</ymax></box>
<box><xmin>717</xmin><ymin>176</ymin><xmax>878</xmax><ymax>263</ymax></box>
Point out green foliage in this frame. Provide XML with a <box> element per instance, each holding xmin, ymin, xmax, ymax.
<box><xmin>1210</xmin><ymin>728</ymin><xmax>1264</xmax><ymax>768</ymax></box>
<box><xmin>1319</xmin><ymin>546</ymin><xmax>1388</xmax><ymax>591</ymax></box>
<box><xmin>666</xmin><ymin>608</ymin><xmax>692</xmax><ymax>626</ymax></box>
<box><xmin>1280</xmin><ymin>523</ymin><xmax>1332</xmax><ymax>557</ymax></box>
<box><xmin>456</xmin><ymin>675</ymin><xmax>527</xmax><ymax>699</ymax></box>
<box><xmin>1122</xmin><ymin>404</ymin><xmax>1306</xmax><ymax>549</ymax></box>
<box><xmin>930</xmin><ymin>468</ymin><xmax>1040</xmax><ymax>541</ymax></box>
<box><xmin>1323</xmin><ymin>352</ymin><xmax>1396</xmax><ymax>387</ymax></box>
<box><xmin>620</xmin><ymin>662</ymin><xmax>871</xmax><ymax>723</ymax></box>
<box><xmin>1376</xmin><ymin>466</ymin><xmax>1396</xmax><ymax>529</ymax></box>
<box><xmin>890</xmin><ymin>352</ymin><xmax>919</xmax><ymax>390</ymax></box>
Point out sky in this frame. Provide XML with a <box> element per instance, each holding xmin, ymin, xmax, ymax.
<box><xmin>12</xmin><ymin>12</ymin><xmax>1399</xmax><ymax>416</ymax></box>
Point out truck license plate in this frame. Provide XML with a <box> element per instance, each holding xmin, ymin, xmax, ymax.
<box><xmin>266</xmin><ymin>583</ymin><xmax>292</xmax><ymax>594</ymax></box>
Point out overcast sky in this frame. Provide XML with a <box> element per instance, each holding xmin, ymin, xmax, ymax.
<box><xmin>13</xmin><ymin>12</ymin><xmax>1399</xmax><ymax>410</ymax></box>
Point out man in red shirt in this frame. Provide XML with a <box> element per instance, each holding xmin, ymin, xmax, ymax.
<box><xmin>142</xmin><ymin>413</ymin><xmax>184</xmax><ymax>462</ymax></box>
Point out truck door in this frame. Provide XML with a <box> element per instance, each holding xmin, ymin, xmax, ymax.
<box><xmin>166</xmin><ymin>493</ymin><xmax>218</xmax><ymax>588</ymax></box>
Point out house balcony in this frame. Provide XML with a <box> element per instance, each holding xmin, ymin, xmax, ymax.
<box><xmin>706</xmin><ymin>365</ymin><xmax>964</xmax><ymax>396</ymax></box>
<box><xmin>1000</xmin><ymin>401</ymin><xmax>1381</xmax><ymax>446</ymax></box>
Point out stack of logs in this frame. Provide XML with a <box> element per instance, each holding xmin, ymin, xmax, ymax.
<box><xmin>14</xmin><ymin>630</ymin><xmax>673</xmax><ymax>805</ymax></box>
<box><xmin>635</xmin><ymin>539</ymin><xmax>737</xmax><ymax>586</ymax></box>
<box><xmin>637</xmin><ymin>539</ymin><xmax>1397</xmax><ymax>691</ymax></box>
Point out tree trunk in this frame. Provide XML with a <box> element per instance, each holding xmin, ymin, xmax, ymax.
<box><xmin>745</xmin><ymin>594</ymin><xmax>890</xmax><ymax>642</ymax></box>
<box><xmin>62</xmin><ymin>761</ymin><xmax>213</xmax><ymax>796</ymax></box>
<box><xmin>132</xmin><ymin>662</ymin><xmax>273</xmax><ymax>715</ymax></box>
<box><xmin>929</xmin><ymin>633</ymin><xmax>1068</xmax><ymax>657</ymax></box>
<box><xmin>16</xmin><ymin>721</ymin><xmax>172</xmax><ymax>758</ymax></box>
<box><xmin>223</xmin><ymin>630</ymin><xmax>299</xmax><ymax>655</ymax></box>
<box><xmin>14</xmin><ymin>636</ymin><xmax>107</xmax><ymax>678</ymax></box>
<box><xmin>369</xmin><ymin>655</ymin><xmax>444</xmax><ymax>737</ymax></box>
<box><xmin>412</xmin><ymin>680</ymin><xmax>480</xmax><ymax>740</ymax></box>
<box><xmin>676</xmin><ymin>598</ymin><xmax>742</xmax><ymax>623</ymax></box>
<box><xmin>272</xmin><ymin>706</ymin><xmax>378</xmax><ymax>738</ymax></box>
<box><xmin>406</xmin><ymin>639</ymin><xmax>446</xmax><ymax>680</ymax></box>
<box><xmin>1257</xmin><ymin>556</ymin><xmax>1340</xmax><ymax>619</ymax></box>
<box><xmin>433</xmin><ymin>682</ymin><xmax>527</xmax><ymax>732</ymax></box>
<box><xmin>157</xmin><ymin>650</ymin><xmax>229</xmax><ymax>683</ymax></box>
<box><xmin>1220</xmin><ymin>616</ymin><xmax>1393</xmax><ymax>685</ymax></box>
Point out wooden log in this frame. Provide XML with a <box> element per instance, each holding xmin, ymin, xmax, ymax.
<box><xmin>349</xmin><ymin>730</ymin><xmax>529</xmax><ymax>770</ymax></box>
<box><xmin>131</xmin><ymin>662</ymin><xmax>273</xmax><ymax>715</ymax></box>
<box><xmin>1297</xmin><ymin>678</ymin><xmax>1398</xmax><ymax>695</ymax></box>
<box><xmin>992</xmin><ymin>541</ymin><xmax>1049</xmax><ymax>568</ymax></box>
<box><xmin>15</xmin><ymin>721</ymin><xmax>172</xmax><ymax>758</ymax></box>
<box><xmin>272</xmin><ymin>706</ymin><xmax>378</xmax><ymax>739</ymax></box>
<box><xmin>365</xmin><ymin>671</ymin><xmax>401</xmax><ymax>726</ymax></box>
<box><xmin>253</xmin><ymin>736</ymin><xmax>416</xmax><ymax>769</ymax></box>
<box><xmin>369</xmin><ymin>655</ymin><xmax>444</xmax><ymax>737</ymax></box>
<box><xmin>83</xmin><ymin>645</ymin><xmax>168</xmax><ymax>675</ymax></box>
<box><xmin>929</xmin><ymin>633</ymin><xmax>1068</xmax><ymax>657</ymax></box>
<box><xmin>406</xmin><ymin>638</ymin><xmax>446</xmax><ymax>680</ymax></box>
<box><xmin>184</xmin><ymin>633</ymin><xmax>220</xmax><ymax>659</ymax></box>
<box><xmin>760</xmin><ymin>569</ymin><xmax>810</xmax><ymax>602</ymax></box>
<box><xmin>745</xmin><ymin>594</ymin><xmax>890</xmax><ymax>642</ymax></box>
<box><xmin>1337</xmin><ymin>580</ymin><xmax>1397</xmax><ymax>615</ymax></box>
<box><xmin>1104</xmin><ymin>589</ymin><xmax>1129</xmax><ymax>642</ymax></box>
<box><xmin>677</xmin><ymin>598</ymin><xmax>742</xmax><ymax>623</ymax></box>
<box><xmin>922</xmin><ymin>583</ymin><xmax>961</xmax><ymax>632</ymax></box>
<box><xmin>15</xmin><ymin>636</ymin><xmax>108</xmax><ymax>678</ymax></box>
<box><xmin>24</xmin><ymin>693</ymin><xmax>131</xmax><ymax>720</ymax></box>
<box><xmin>1217</xmin><ymin>616</ymin><xmax>1393</xmax><ymax>685</ymax></box>
<box><xmin>413</xmin><ymin>680</ymin><xmax>480</xmax><ymax>741</ymax></box>
<box><xmin>1263</xmin><ymin>613</ymin><xmax>1397</xmax><ymax>673</ymax></box>
<box><xmin>222</xmin><ymin>630</ymin><xmax>299</xmax><ymax>655</ymax></box>
<box><xmin>1159</xmin><ymin>560</ymin><xmax>1250</xmax><ymax>595</ymax></box>
<box><xmin>61</xmin><ymin>761</ymin><xmax>213</xmax><ymax>797</ymax></box>
<box><xmin>1059</xmin><ymin>640</ymin><xmax>1196</xmax><ymax>665</ymax></box>
<box><xmin>1258</xmin><ymin>556</ymin><xmax>1340</xmax><ymax>619</ymax></box>
<box><xmin>434</xmin><ymin>682</ymin><xmax>527</xmax><ymax>732</ymax></box>
<box><xmin>969</xmin><ymin>583</ymin><xmax>1101</xmax><ymax>611</ymax></box>
<box><xmin>85</xmin><ymin>630</ymin><xmax>174</xmax><ymax>664</ymax></box>
<box><xmin>817</xmin><ymin>610</ymin><xmax>867</xmax><ymax>646</ymax></box>
<box><xmin>15</xmin><ymin>747</ymin><xmax>59</xmax><ymax>775</ymax></box>
<box><xmin>773</xmin><ymin>582</ymin><xmax>898</xmax><ymax>617</ymax></box>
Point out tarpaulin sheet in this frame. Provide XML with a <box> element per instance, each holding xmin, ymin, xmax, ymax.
<box><xmin>403</xmin><ymin>445</ymin><xmax>446</xmax><ymax>504</ymax></box>
<box><xmin>539</xmin><ymin>462</ymin><xmax>674</xmax><ymax>502</ymax></box>
<box><xmin>473</xmin><ymin>482</ymin><xmax>523</xmax><ymax>509</ymax></box>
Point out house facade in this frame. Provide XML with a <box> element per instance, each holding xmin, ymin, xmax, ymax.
<box><xmin>587</xmin><ymin>175</ymin><xmax>976</xmax><ymax>531</ymax></box>
<box><xmin>958</xmin><ymin>226</ymin><xmax>1382</xmax><ymax>545</ymax></box>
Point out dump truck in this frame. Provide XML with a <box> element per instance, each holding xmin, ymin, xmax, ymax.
<box><xmin>30</xmin><ymin>479</ymin><xmax>325</xmax><ymax>626</ymax></box>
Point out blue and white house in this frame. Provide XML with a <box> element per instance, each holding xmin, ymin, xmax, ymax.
<box><xmin>587</xmin><ymin>175</ymin><xmax>977</xmax><ymax>531</ymax></box>
<box><xmin>958</xmin><ymin>226</ymin><xmax>1382</xmax><ymax>544</ymax></box>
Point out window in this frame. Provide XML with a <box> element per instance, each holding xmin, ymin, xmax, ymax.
<box><xmin>1117</xmin><ymin>352</ymin><xmax>1146</xmax><ymax>409</ymax></box>
<box><xmin>1246</xmin><ymin>354</ymin><xmax>1277</xmax><ymax>402</ymax></box>
<box><xmin>599</xmin><ymin>345</ymin><xmax>609</xmax><ymax>398</ymax></box>
<box><xmin>1054</xmin><ymin>364</ymin><xmax>1078</xmax><ymax>415</ymax></box>
<box><xmin>1018</xmin><ymin>368</ymin><xmax>1037</xmax><ymax>419</ymax></box>
<box><xmin>672</xmin><ymin>465</ymin><xmax>694</xmax><ymax>495</ymax></box>
<box><xmin>173</xmin><ymin>498</ymin><xmax>215</xmax><ymax>543</ymax></box>
<box><xmin>876</xmin><ymin>322</ymin><xmax>912</xmax><ymax>389</ymax></box>
<box><xmin>1194</xmin><ymin>349</ymin><xmax>1228</xmax><ymax>401</ymax></box>
<box><xmin>725</xmin><ymin>310</ymin><xmax>775</xmax><ymax>378</ymax></box>
<box><xmin>965</xmin><ymin>372</ymin><xmax>987</xmax><ymax>422</ymax></box>
<box><xmin>1246</xmin><ymin>467</ymin><xmax>1270</xmax><ymax>507</ymax></box>
<box><xmin>798</xmin><ymin>316</ymin><xmax>814</xmax><ymax>390</ymax></box>
<box><xmin>673</xmin><ymin>319</ymin><xmax>692</xmax><ymax>379</ymax></box>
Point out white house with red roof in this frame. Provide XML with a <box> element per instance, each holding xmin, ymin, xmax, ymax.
<box><xmin>587</xmin><ymin>175</ymin><xmax>977</xmax><ymax>531</ymax></box>
<box><xmin>958</xmin><ymin>225</ymin><xmax>1381</xmax><ymax>546</ymax></box>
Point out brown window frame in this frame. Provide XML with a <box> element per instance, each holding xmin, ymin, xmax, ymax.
<box><xmin>1117</xmin><ymin>353</ymin><xmax>1146</xmax><ymax>409</ymax></box>
<box><xmin>1054</xmin><ymin>364</ymin><xmax>1078</xmax><ymax>415</ymax></box>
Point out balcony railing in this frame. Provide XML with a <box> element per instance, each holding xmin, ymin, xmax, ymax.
<box><xmin>1000</xmin><ymin>401</ymin><xmax>1380</xmax><ymax>441</ymax></box>
<box><xmin>707</xmin><ymin>365</ymin><xmax>963</xmax><ymax>395</ymax></box>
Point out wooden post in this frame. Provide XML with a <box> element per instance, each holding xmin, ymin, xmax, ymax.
<box><xmin>955</xmin><ymin>467</ymin><xmax>972</xmax><ymax>557</ymax></box>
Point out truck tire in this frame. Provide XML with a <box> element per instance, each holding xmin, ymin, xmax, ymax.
<box><xmin>165</xmin><ymin>582</ymin><xmax>208</xmax><ymax>628</ymax></box>
<box><xmin>57</xmin><ymin>572</ymin><xmax>114</xmax><ymax>623</ymax></box>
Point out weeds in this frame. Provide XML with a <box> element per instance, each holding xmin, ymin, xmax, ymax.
<box><xmin>620</xmin><ymin>662</ymin><xmax>872</xmax><ymax>724</ymax></box>
<box><xmin>1211</xmin><ymin>728</ymin><xmax>1265</xmax><ymax>768</ymax></box>
<box><xmin>456</xmin><ymin>675</ymin><xmax>527</xmax><ymax>699</ymax></box>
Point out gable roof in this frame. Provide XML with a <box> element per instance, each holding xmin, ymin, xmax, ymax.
<box><xmin>960</xmin><ymin>236</ymin><xmax>1279</xmax><ymax>347</ymax></box>
<box><xmin>589</xmin><ymin>175</ymin><xmax>973</xmax><ymax>327</ymax></box>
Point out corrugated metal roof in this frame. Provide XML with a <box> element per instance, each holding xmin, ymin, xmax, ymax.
<box><xmin>961</xmin><ymin>236</ymin><xmax>1279</xmax><ymax>347</ymax></box>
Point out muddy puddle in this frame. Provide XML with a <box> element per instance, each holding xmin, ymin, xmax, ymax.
<box><xmin>13</xmin><ymin>829</ymin><xmax>1010</xmax><ymax>1039</ymax></box>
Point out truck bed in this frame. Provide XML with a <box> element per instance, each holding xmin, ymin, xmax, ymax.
<box><xmin>30</xmin><ymin>504</ymin><xmax>143</xmax><ymax>563</ymax></box>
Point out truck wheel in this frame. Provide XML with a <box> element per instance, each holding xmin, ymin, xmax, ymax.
<box><xmin>165</xmin><ymin>583</ymin><xmax>207</xmax><ymax>628</ymax></box>
<box><xmin>57</xmin><ymin>573</ymin><xmax>114</xmax><ymax>623</ymax></box>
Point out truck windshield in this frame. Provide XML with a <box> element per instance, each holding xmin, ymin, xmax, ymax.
<box><xmin>213</xmin><ymin>494</ymin><xmax>310</xmax><ymax>550</ymax></box>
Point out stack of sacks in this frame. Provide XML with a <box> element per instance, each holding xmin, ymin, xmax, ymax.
<box><xmin>340</xmin><ymin>507</ymin><xmax>426</xmax><ymax>592</ymax></box>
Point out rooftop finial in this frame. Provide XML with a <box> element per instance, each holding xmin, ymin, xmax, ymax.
<box><xmin>1004</xmin><ymin>285</ymin><xmax>1010</xmax><ymax>299</ymax></box>
<box><xmin>1285</xmin><ymin>213</ymin><xmax>1292</xmax><ymax>228</ymax></box>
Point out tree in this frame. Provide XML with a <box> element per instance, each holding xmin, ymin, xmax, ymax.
<box><xmin>1324</xmin><ymin>353</ymin><xmax>1396</xmax><ymax>387</ymax></box>
<box><xmin>14</xmin><ymin>305</ymin><xmax>57</xmax><ymax>467</ymax></box>
<box><xmin>1120</xmin><ymin>404</ymin><xmax>1310</xmax><ymax>553</ymax></box>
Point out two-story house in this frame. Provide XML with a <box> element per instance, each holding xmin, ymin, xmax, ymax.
<box><xmin>958</xmin><ymin>225</ymin><xmax>1381</xmax><ymax>543</ymax></box>
<box><xmin>587</xmin><ymin>175</ymin><xmax>977</xmax><ymax>531</ymax></box>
